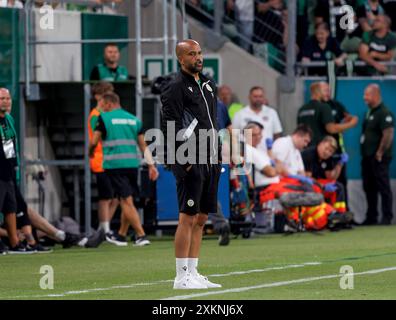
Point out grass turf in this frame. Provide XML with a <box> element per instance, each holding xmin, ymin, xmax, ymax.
<box><xmin>1</xmin><ymin>225</ymin><xmax>396</xmax><ymax>300</ymax></box>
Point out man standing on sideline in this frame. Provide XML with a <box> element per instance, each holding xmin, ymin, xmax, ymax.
<box><xmin>361</xmin><ymin>84</ymin><xmax>394</xmax><ymax>225</ymax></box>
<box><xmin>90</xmin><ymin>43</ymin><xmax>129</xmax><ymax>81</ymax></box>
<box><xmin>297</xmin><ymin>81</ymin><xmax>358</xmax><ymax>147</ymax></box>
<box><xmin>89</xmin><ymin>92</ymin><xmax>159</xmax><ymax>246</ymax></box>
<box><xmin>88</xmin><ymin>82</ymin><xmax>123</xmax><ymax>245</ymax></box>
<box><xmin>232</xmin><ymin>86</ymin><xmax>283</xmax><ymax>150</ymax></box>
<box><xmin>0</xmin><ymin>88</ymin><xmax>32</xmax><ymax>253</ymax></box>
<box><xmin>321</xmin><ymin>82</ymin><xmax>358</xmax><ymax>207</ymax></box>
<box><xmin>161</xmin><ymin>39</ymin><xmax>222</xmax><ymax>289</ymax></box>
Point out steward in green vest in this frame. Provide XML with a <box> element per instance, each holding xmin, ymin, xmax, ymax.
<box><xmin>89</xmin><ymin>92</ymin><xmax>159</xmax><ymax>246</ymax></box>
<box><xmin>101</xmin><ymin>108</ymin><xmax>141</xmax><ymax>170</ymax></box>
<box><xmin>89</xmin><ymin>43</ymin><xmax>129</xmax><ymax>81</ymax></box>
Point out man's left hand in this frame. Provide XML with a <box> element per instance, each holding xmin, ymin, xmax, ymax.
<box><xmin>375</xmin><ymin>151</ymin><xmax>383</xmax><ymax>162</ymax></box>
<box><xmin>148</xmin><ymin>165</ymin><xmax>159</xmax><ymax>181</ymax></box>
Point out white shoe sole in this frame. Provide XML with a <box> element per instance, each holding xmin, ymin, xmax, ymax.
<box><xmin>106</xmin><ymin>237</ymin><xmax>128</xmax><ymax>247</ymax></box>
<box><xmin>173</xmin><ymin>282</ymin><xmax>207</xmax><ymax>289</ymax></box>
<box><xmin>133</xmin><ymin>240</ymin><xmax>151</xmax><ymax>246</ymax></box>
<box><xmin>8</xmin><ymin>251</ymin><xmax>35</xmax><ymax>255</ymax></box>
<box><xmin>173</xmin><ymin>276</ymin><xmax>208</xmax><ymax>289</ymax></box>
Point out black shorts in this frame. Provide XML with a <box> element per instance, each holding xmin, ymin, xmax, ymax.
<box><xmin>107</xmin><ymin>169</ymin><xmax>139</xmax><ymax>199</ymax></box>
<box><xmin>96</xmin><ymin>172</ymin><xmax>114</xmax><ymax>200</ymax></box>
<box><xmin>172</xmin><ymin>164</ymin><xmax>221</xmax><ymax>215</ymax></box>
<box><xmin>14</xmin><ymin>186</ymin><xmax>30</xmax><ymax>229</ymax></box>
<box><xmin>0</xmin><ymin>180</ymin><xmax>17</xmax><ymax>214</ymax></box>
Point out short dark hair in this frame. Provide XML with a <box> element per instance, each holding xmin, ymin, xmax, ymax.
<box><xmin>102</xmin><ymin>92</ymin><xmax>120</xmax><ymax>105</ymax></box>
<box><xmin>91</xmin><ymin>82</ymin><xmax>114</xmax><ymax>96</ymax></box>
<box><xmin>315</xmin><ymin>22</ymin><xmax>330</xmax><ymax>32</ymax></box>
<box><xmin>249</xmin><ymin>86</ymin><xmax>264</xmax><ymax>95</ymax></box>
<box><xmin>104</xmin><ymin>43</ymin><xmax>119</xmax><ymax>49</ymax></box>
<box><xmin>293</xmin><ymin>124</ymin><xmax>313</xmax><ymax>138</ymax></box>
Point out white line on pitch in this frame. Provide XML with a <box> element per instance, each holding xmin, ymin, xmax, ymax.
<box><xmin>162</xmin><ymin>266</ymin><xmax>396</xmax><ymax>300</ymax></box>
<box><xmin>4</xmin><ymin>261</ymin><xmax>321</xmax><ymax>299</ymax></box>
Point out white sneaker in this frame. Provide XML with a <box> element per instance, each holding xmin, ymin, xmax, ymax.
<box><xmin>133</xmin><ymin>236</ymin><xmax>151</xmax><ymax>246</ymax></box>
<box><xmin>105</xmin><ymin>232</ymin><xmax>128</xmax><ymax>247</ymax></box>
<box><xmin>173</xmin><ymin>273</ymin><xmax>208</xmax><ymax>289</ymax></box>
<box><xmin>194</xmin><ymin>273</ymin><xmax>222</xmax><ymax>288</ymax></box>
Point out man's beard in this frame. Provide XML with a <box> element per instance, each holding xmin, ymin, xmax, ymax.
<box><xmin>187</xmin><ymin>62</ymin><xmax>203</xmax><ymax>74</ymax></box>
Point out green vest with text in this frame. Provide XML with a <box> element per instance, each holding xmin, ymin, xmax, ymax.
<box><xmin>101</xmin><ymin>108</ymin><xmax>141</xmax><ymax>169</ymax></box>
<box><xmin>97</xmin><ymin>63</ymin><xmax>129</xmax><ymax>81</ymax></box>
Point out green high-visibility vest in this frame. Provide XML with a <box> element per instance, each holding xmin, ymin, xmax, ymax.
<box><xmin>97</xmin><ymin>64</ymin><xmax>129</xmax><ymax>81</ymax></box>
<box><xmin>101</xmin><ymin>108</ymin><xmax>142</xmax><ymax>169</ymax></box>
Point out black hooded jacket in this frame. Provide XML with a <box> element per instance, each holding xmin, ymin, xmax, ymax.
<box><xmin>160</xmin><ymin>70</ymin><xmax>220</xmax><ymax>175</ymax></box>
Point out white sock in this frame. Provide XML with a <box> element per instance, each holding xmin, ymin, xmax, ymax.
<box><xmin>55</xmin><ymin>230</ymin><xmax>66</xmax><ymax>242</ymax></box>
<box><xmin>188</xmin><ymin>258</ymin><xmax>199</xmax><ymax>276</ymax></box>
<box><xmin>100</xmin><ymin>222</ymin><xmax>110</xmax><ymax>234</ymax></box>
<box><xmin>176</xmin><ymin>258</ymin><xmax>189</xmax><ymax>280</ymax></box>
<box><xmin>78</xmin><ymin>237</ymin><xmax>88</xmax><ymax>247</ymax></box>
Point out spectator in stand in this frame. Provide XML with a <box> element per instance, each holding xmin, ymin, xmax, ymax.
<box><xmin>253</xmin><ymin>0</ymin><xmax>288</xmax><ymax>52</ymax></box>
<box><xmin>356</xmin><ymin>0</ymin><xmax>385</xmax><ymax>33</ymax></box>
<box><xmin>227</xmin><ymin>0</ymin><xmax>255</xmax><ymax>52</ymax></box>
<box><xmin>0</xmin><ymin>0</ymin><xmax>23</xmax><ymax>9</ymax></box>
<box><xmin>232</xmin><ymin>86</ymin><xmax>283</xmax><ymax>151</ymax></box>
<box><xmin>381</xmin><ymin>0</ymin><xmax>396</xmax><ymax>32</ymax></box>
<box><xmin>314</xmin><ymin>0</ymin><xmax>364</xmax><ymax>45</ymax></box>
<box><xmin>296</xmin><ymin>0</ymin><xmax>309</xmax><ymax>52</ymax></box>
<box><xmin>301</xmin><ymin>22</ymin><xmax>347</xmax><ymax>75</ymax></box>
<box><xmin>358</xmin><ymin>14</ymin><xmax>396</xmax><ymax>75</ymax></box>
<box><xmin>217</xmin><ymin>85</ymin><xmax>243</xmax><ymax>120</ymax></box>
<box><xmin>90</xmin><ymin>43</ymin><xmax>129</xmax><ymax>81</ymax></box>
<box><xmin>0</xmin><ymin>0</ymin><xmax>23</xmax><ymax>8</ymax></box>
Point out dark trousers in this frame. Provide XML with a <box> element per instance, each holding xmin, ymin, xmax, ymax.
<box><xmin>362</xmin><ymin>156</ymin><xmax>393</xmax><ymax>222</ymax></box>
<box><xmin>337</xmin><ymin>164</ymin><xmax>349</xmax><ymax>209</ymax></box>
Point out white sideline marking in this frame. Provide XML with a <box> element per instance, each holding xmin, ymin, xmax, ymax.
<box><xmin>4</xmin><ymin>261</ymin><xmax>321</xmax><ymax>299</ymax></box>
<box><xmin>163</xmin><ymin>266</ymin><xmax>396</xmax><ymax>300</ymax></box>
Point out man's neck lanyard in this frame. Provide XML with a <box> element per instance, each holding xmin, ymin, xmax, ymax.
<box><xmin>0</xmin><ymin>115</ymin><xmax>20</xmax><ymax>182</ymax></box>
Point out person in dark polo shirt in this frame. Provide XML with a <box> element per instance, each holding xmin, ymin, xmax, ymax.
<box><xmin>361</xmin><ymin>84</ymin><xmax>394</xmax><ymax>225</ymax></box>
<box><xmin>320</xmin><ymin>82</ymin><xmax>358</xmax><ymax>207</ymax></box>
<box><xmin>358</xmin><ymin>14</ymin><xmax>396</xmax><ymax>75</ymax></box>
<box><xmin>297</xmin><ymin>81</ymin><xmax>358</xmax><ymax>147</ymax></box>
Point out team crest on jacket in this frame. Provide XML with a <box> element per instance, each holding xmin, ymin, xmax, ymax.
<box><xmin>187</xmin><ymin>199</ymin><xmax>194</xmax><ymax>207</ymax></box>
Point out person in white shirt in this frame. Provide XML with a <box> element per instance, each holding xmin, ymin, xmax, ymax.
<box><xmin>0</xmin><ymin>0</ymin><xmax>23</xmax><ymax>8</ymax></box>
<box><xmin>243</xmin><ymin>121</ymin><xmax>281</xmax><ymax>230</ymax></box>
<box><xmin>227</xmin><ymin>0</ymin><xmax>255</xmax><ymax>51</ymax></box>
<box><xmin>272</xmin><ymin>124</ymin><xmax>313</xmax><ymax>176</ymax></box>
<box><xmin>232</xmin><ymin>86</ymin><xmax>283</xmax><ymax>151</ymax></box>
<box><xmin>244</xmin><ymin>121</ymin><xmax>280</xmax><ymax>187</ymax></box>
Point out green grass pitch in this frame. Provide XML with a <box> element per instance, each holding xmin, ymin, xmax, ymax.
<box><xmin>1</xmin><ymin>225</ymin><xmax>396</xmax><ymax>300</ymax></box>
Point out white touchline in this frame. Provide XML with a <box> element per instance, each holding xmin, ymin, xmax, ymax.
<box><xmin>4</xmin><ymin>261</ymin><xmax>322</xmax><ymax>299</ymax></box>
<box><xmin>162</xmin><ymin>266</ymin><xmax>396</xmax><ymax>300</ymax></box>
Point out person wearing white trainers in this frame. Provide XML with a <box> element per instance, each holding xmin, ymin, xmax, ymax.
<box><xmin>161</xmin><ymin>40</ymin><xmax>222</xmax><ymax>290</ymax></box>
